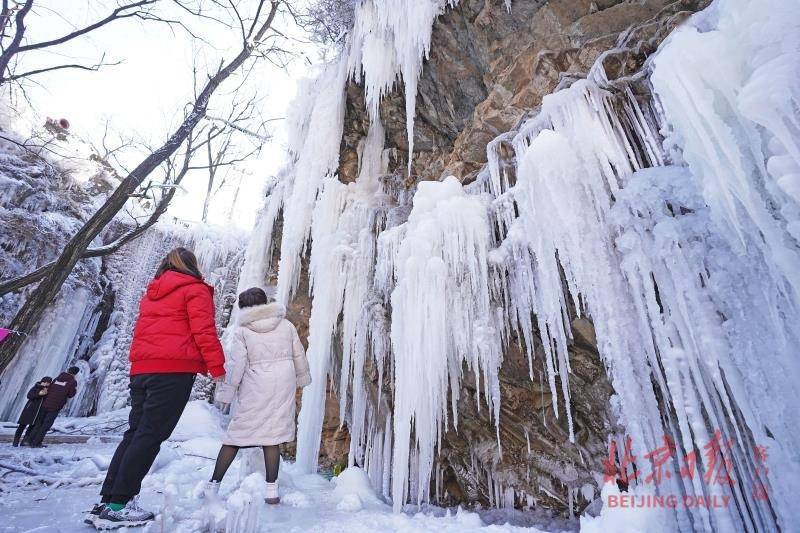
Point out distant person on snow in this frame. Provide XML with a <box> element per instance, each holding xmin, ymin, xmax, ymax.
<box><xmin>12</xmin><ymin>376</ymin><xmax>52</xmax><ymax>447</ymax></box>
<box><xmin>206</xmin><ymin>287</ymin><xmax>311</xmax><ymax>506</ymax></box>
<box><xmin>26</xmin><ymin>367</ymin><xmax>78</xmax><ymax>447</ymax></box>
<box><xmin>89</xmin><ymin>247</ymin><xmax>226</xmax><ymax>530</ymax></box>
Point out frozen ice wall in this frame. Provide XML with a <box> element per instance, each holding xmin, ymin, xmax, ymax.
<box><xmin>492</xmin><ymin>75</ymin><xmax>798</xmax><ymax>530</ymax></box>
<box><xmin>0</xmin><ymin>105</ymin><xmax>115</xmax><ymax>420</ymax></box>
<box><xmin>0</xmin><ymin>220</ymin><xmax>244</xmax><ymax>420</ymax></box>
<box><xmin>246</xmin><ymin>0</ymin><xmax>800</xmax><ymax>527</ymax></box>
<box><xmin>488</xmin><ymin>0</ymin><xmax>800</xmax><ymax>529</ymax></box>
<box><xmin>0</xmin><ymin>286</ymin><xmax>99</xmax><ymax>420</ymax></box>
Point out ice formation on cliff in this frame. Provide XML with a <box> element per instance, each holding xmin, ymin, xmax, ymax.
<box><xmin>0</xmin><ymin>106</ymin><xmax>114</xmax><ymax>420</ymax></box>
<box><xmin>222</xmin><ymin>0</ymin><xmax>800</xmax><ymax>529</ymax></box>
<box><xmin>383</xmin><ymin>176</ymin><xmax>502</xmax><ymax>510</ymax></box>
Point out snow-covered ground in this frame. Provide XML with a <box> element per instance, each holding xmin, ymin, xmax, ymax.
<box><xmin>0</xmin><ymin>401</ymin><xmax>573</xmax><ymax>533</ymax></box>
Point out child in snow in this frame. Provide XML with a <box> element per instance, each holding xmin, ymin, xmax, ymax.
<box><xmin>26</xmin><ymin>367</ymin><xmax>78</xmax><ymax>447</ymax></box>
<box><xmin>206</xmin><ymin>287</ymin><xmax>311</xmax><ymax>505</ymax></box>
<box><xmin>12</xmin><ymin>376</ymin><xmax>52</xmax><ymax>447</ymax></box>
<box><xmin>88</xmin><ymin>248</ymin><xmax>226</xmax><ymax>530</ymax></box>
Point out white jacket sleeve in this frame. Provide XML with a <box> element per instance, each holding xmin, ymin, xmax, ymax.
<box><xmin>214</xmin><ymin>328</ymin><xmax>247</xmax><ymax>404</ymax></box>
<box><xmin>290</xmin><ymin>322</ymin><xmax>311</xmax><ymax>388</ymax></box>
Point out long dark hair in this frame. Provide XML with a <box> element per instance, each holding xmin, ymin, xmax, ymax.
<box><xmin>156</xmin><ymin>247</ymin><xmax>202</xmax><ymax>279</ymax></box>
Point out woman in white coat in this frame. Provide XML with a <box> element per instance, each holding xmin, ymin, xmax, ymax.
<box><xmin>208</xmin><ymin>287</ymin><xmax>311</xmax><ymax>504</ymax></box>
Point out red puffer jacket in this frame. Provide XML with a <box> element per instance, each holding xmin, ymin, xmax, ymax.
<box><xmin>129</xmin><ymin>270</ymin><xmax>225</xmax><ymax>377</ymax></box>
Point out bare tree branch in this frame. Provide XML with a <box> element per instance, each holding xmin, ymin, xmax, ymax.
<box><xmin>0</xmin><ymin>0</ymin><xmax>215</xmax><ymax>85</ymax></box>
<box><xmin>0</xmin><ymin>130</ymin><xmax>196</xmax><ymax>296</ymax></box>
<box><xmin>205</xmin><ymin>114</ymin><xmax>271</xmax><ymax>141</ymax></box>
<box><xmin>0</xmin><ymin>0</ymin><xmax>33</xmax><ymax>79</ymax></box>
<box><xmin>227</xmin><ymin>0</ymin><xmax>247</xmax><ymax>42</ymax></box>
<box><xmin>247</xmin><ymin>0</ymin><xmax>267</xmax><ymax>39</ymax></box>
<box><xmin>0</xmin><ymin>0</ymin><xmax>286</xmax><ymax>373</ymax></box>
<box><xmin>15</xmin><ymin>1</ymin><xmax>157</xmax><ymax>53</ymax></box>
<box><xmin>5</xmin><ymin>56</ymin><xmax>122</xmax><ymax>82</ymax></box>
<box><xmin>170</xmin><ymin>0</ymin><xmax>232</xmax><ymax>28</ymax></box>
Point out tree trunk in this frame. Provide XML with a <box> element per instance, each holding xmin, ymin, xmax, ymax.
<box><xmin>0</xmin><ymin>0</ymin><xmax>33</xmax><ymax>82</ymax></box>
<box><xmin>0</xmin><ymin>42</ymin><xmax>256</xmax><ymax>374</ymax></box>
<box><xmin>0</xmin><ymin>167</ymin><xmax>185</xmax><ymax>297</ymax></box>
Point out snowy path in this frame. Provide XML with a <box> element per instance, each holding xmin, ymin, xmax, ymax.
<box><xmin>0</xmin><ymin>434</ymin><xmax>120</xmax><ymax>444</ymax></box>
<box><xmin>0</xmin><ymin>403</ymin><xmax>572</xmax><ymax>533</ymax></box>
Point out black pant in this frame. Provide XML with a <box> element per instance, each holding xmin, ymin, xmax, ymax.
<box><xmin>13</xmin><ymin>424</ymin><xmax>33</xmax><ymax>445</ymax></box>
<box><xmin>27</xmin><ymin>409</ymin><xmax>60</xmax><ymax>446</ymax></box>
<box><xmin>100</xmin><ymin>373</ymin><xmax>194</xmax><ymax>503</ymax></box>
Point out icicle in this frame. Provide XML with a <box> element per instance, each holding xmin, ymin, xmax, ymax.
<box><xmin>275</xmin><ymin>59</ymin><xmax>349</xmax><ymax>305</ymax></box>
<box><xmin>294</xmin><ymin>179</ymin><xmax>351</xmax><ymax>472</ymax></box>
<box><xmin>346</xmin><ymin>0</ymin><xmax>459</xmax><ymax>175</ymax></box>
<box><xmin>651</xmin><ymin>0</ymin><xmax>800</xmax><ymax>301</ymax></box>
<box><xmin>296</xmin><ymin>112</ymin><xmax>390</xmax><ymax>472</ymax></box>
<box><xmin>387</xmin><ymin>176</ymin><xmax>502</xmax><ymax>511</ymax></box>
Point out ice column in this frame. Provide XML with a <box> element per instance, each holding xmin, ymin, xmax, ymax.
<box><xmin>275</xmin><ymin>59</ymin><xmax>349</xmax><ymax>305</ymax></box>
<box><xmin>347</xmin><ymin>0</ymin><xmax>458</xmax><ymax>172</ymax></box>
<box><xmin>295</xmin><ymin>117</ymin><xmax>390</xmax><ymax>473</ymax></box>
<box><xmin>386</xmin><ymin>176</ymin><xmax>502</xmax><ymax>511</ymax></box>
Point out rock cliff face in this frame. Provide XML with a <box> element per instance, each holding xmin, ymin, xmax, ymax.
<box><xmin>339</xmin><ymin>0</ymin><xmax>708</xmax><ymax>185</ymax></box>
<box><xmin>300</xmin><ymin>0</ymin><xmax>711</xmax><ymax>516</ymax></box>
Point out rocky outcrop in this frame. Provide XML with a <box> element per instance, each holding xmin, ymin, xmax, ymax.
<box><xmin>312</xmin><ymin>0</ymin><xmax>711</xmax><ymax>516</ymax></box>
<box><xmin>340</xmin><ymin>0</ymin><xmax>709</xmax><ymax>184</ymax></box>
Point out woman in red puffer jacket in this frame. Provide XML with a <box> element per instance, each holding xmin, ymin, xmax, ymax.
<box><xmin>90</xmin><ymin>247</ymin><xmax>226</xmax><ymax>528</ymax></box>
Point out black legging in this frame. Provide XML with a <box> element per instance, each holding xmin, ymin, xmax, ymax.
<box><xmin>211</xmin><ymin>444</ymin><xmax>280</xmax><ymax>483</ymax></box>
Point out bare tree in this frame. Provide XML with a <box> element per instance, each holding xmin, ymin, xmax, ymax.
<box><xmin>300</xmin><ymin>0</ymin><xmax>356</xmax><ymax>44</ymax></box>
<box><xmin>0</xmin><ymin>1</ymin><xmax>165</xmax><ymax>86</ymax></box>
<box><xmin>0</xmin><ymin>123</ymin><xmax>214</xmax><ymax>296</ymax></box>
<box><xmin>0</xmin><ymin>0</ymin><xmax>288</xmax><ymax>373</ymax></box>
<box><xmin>197</xmin><ymin>92</ymin><xmax>270</xmax><ymax>222</ymax></box>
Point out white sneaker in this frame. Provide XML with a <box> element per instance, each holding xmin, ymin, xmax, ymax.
<box><xmin>265</xmin><ymin>481</ymin><xmax>280</xmax><ymax>505</ymax></box>
<box><xmin>93</xmin><ymin>498</ymin><xmax>154</xmax><ymax>530</ymax></box>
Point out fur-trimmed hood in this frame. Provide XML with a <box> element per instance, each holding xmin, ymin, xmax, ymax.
<box><xmin>237</xmin><ymin>302</ymin><xmax>286</xmax><ymax>333</ymax></box>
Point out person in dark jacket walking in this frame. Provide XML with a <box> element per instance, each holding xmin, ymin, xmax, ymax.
<box><xmin>26</xmin><ymin>367</ymin><xmax>78</xmax><ymax>447</ymax></box>
<box><xmin>13</xmin><ymin>376</ymin><xmax>52</xmax><ymax>446</ymax></box>
<box><xmin>89</xmin><ymin>247</ymin><xmax>226</xmax><ymax>530</ymax></box>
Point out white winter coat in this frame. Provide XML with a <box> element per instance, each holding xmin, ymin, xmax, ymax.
<box><xmin>215</xmin><ymin>303</ymin><xmax>311</xmax><ymax>446</ymax></box>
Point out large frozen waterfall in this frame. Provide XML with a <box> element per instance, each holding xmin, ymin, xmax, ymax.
<box><xmin>0</xmin><ymin>222</ymin><xmax>244</xmax><ymax>420</ymax></box>
<box><xmin>233</xmin><ymin>0</ymin><xmax>799</xmax><ymax>529</ymax></box>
